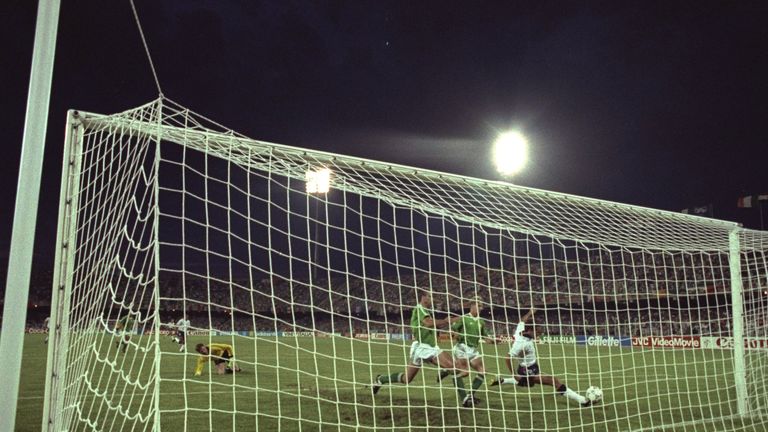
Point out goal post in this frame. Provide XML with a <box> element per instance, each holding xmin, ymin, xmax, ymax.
<box><xmin>730</xmin><ymin>229</ymin><xmax>747</xmax><ymax>417</ymax></box>
<box><xmin>42</xmin><ymin>98</ymin><xmax>768</xmax><ymax>431</ymax></box>
<box><xmin>44</xmin><ymin>102</ymin><xmax>164</xmax><ymax>431</ymax></box>
<box><xmin>42</xmin><ymin>109</ymin><xmax>83</xmax><ymax>432</ymax></box>
<box><xmin>740</xmin><ymin>228</ymin><xmax>768</xmax><ymax>420</ymax></box>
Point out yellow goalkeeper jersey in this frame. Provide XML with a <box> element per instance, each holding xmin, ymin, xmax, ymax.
<box><xmin>194</xmin><ymin>343</ymin><xmax>234</xmax><ymax>375</ymax></box>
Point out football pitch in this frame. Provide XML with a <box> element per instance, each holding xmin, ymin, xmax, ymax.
<box><xmin>15</xmin><ymin>334</ymin><xmax>766</xmax><ymax>431</ymax></box>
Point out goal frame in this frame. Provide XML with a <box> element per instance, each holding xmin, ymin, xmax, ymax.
<box><xmin>43</xmin><ymin>110</ymin><xmax>84</xmax><ymax>432</ymax></box>
<box><xmin>42</xmin><ymin>100</ymin><xmax>763</xmax><ymax>431</ymax></box>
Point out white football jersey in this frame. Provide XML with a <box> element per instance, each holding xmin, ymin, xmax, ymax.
<box><xmin>513</xmin><ymin>321</ymin><xmax>525</xmax><ymax>338</ymax></box>
<box><xmin>176</xmin><ymin>319</ymin><xmax>191</xmax><ymax>332</ymax></box>
<box><xmin>509</xmin><ymin>321</ymin><xmax>537</xmax><ymax>367</ymax></box>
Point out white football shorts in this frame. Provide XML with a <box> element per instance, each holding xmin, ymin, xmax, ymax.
<box><xmin>409</xmin><ymin>341</ymin><xmax>442</xmax><ymax>366</ymax></box>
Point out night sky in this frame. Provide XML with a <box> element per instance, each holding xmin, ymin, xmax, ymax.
<box><xmin>2</xmin><ymin>1</ymin><xmax>768</xmax><ymax>271</ymax></box>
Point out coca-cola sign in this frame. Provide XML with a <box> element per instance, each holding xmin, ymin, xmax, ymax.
<box><xmin>701</xmin><ymin>336</ymin><xmax>768</xmax><ymax>349</ymax></box>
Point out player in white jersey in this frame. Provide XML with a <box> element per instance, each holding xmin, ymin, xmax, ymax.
<box><xmin>43</xmin><ymin>316</ymin><xmax>51</xmax><ymax>344</ymax></box>
<box><xmin>491</xmin><ymin>307</ymin><xmax>593</xmax><ymax>407</ymax></box>
<box><xmin>172</xmin><ymin>317</ymin><xmax>191</xmax><ymax>352</ymax></box>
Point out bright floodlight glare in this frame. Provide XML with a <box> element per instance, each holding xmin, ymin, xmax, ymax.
<box><xmin>493</xmin><ymin>131</ymin><xmax>528</xmax><ymax>176</ymax></box>
<box><xmin>306</xmin><ymin>168</ymin><xmax>331</xmax><ymax>193</ymax></box>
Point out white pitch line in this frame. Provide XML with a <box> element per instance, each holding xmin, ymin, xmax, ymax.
<box><xmin>18</xmin><ymin>386</ymin><xmax>367</xmax><ymax>401</ymax></box>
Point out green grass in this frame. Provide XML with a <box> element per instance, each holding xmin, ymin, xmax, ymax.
<box><xmin>16</xmin><ymin>334</ymin><xmax>768</xmax><ymax>431</ymax></box>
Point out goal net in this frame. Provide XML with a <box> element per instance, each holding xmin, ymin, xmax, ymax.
<box><xmin>43</xmin><ymin>98</ymin><xmax>768</xmax><ymax>431</ymax></box>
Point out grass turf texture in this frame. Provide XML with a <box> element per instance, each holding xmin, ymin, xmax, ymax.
<box><xmin>16</xmin><ymin>333</ymin><xmax>767</xmax><ymax>431</ymax></box>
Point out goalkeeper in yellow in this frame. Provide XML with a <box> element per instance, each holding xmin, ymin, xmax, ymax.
<box><xmin>194</xmin><ymin>343</ymin><xmax>242</xmax><ymax>376</ymax></box>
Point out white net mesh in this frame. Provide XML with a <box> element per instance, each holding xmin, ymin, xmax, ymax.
<box><xmin>45</xmin><ymin>98</ymin><xmax>768</xmax><ymax>431</ymax></box>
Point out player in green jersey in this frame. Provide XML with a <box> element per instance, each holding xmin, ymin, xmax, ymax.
<box><xmin>371</xmin><ymin>289</ymin><xmax>466</xmax><ymax>403</ymax></box>
<box><xmin>114</xmin><ymin>310</ymin><xmax>139</xmax><ymax>353</ymax></box>
<box><xmin>440</xmin><ymin>295</ymin><xmax>501</xmax><ymax>406</ymax></box>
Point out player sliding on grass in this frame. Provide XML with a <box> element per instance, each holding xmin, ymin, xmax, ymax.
<box><xmin>439</xmin><ymin>295</ymin><xmax>501</xmax><ymax>407</ymax></box>
<box><xmin>371</xmin><ymin>289</ymin><xmax>469</xmax><ymax>405</ymax></box>
<box><xmin>491</xmin><ymin>307</ymin><xmax>593</xmax><ymax>407</ymax></box>
<box><xmin>194</xmin><ymin>343</ymin><xmax>242</xmax><ymax>376</ymax></box>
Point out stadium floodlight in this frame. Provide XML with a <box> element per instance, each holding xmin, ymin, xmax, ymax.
<box><xmin>306</xmin><ymin>167</ymin><xmax>331</xmax><ymax>193</ymax></box>
<box><xmin>492</xmin><ymin>130</ymin><xmax>528</xmax><ymax>176</ymax></box>
<box><xmin>305</xmin><ymin>167</ymin><xmax>330</xmax><ymax>278</ymax></box>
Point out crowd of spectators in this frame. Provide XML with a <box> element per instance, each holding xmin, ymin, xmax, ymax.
<box><xmin>12</xmin><ymin>250</ymin><xmax>766</xmax><ymax>340</ymax></box>
<box><xmin>153</xmin><ymin>249</ymin><xmax>746</xmax><ymax>315</ymax></box>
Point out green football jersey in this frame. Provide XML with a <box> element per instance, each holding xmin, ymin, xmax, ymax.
<box><xmin>411</xmin><ymin>304</ymin><xmax>437</xmax><ymax>347</ymax></box>
<box><xmin>117</xmin><ymin>313</ymin><xmax>136</xmax><ymax>329</ymax></box>
<box><xmin>451</xmin><ymin>314</ymin><xmax>488</xmax><ymax>348</ymax></box>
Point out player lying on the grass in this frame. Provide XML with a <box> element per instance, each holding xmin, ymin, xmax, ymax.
<box><xmin>371</xmin><ymin>289</ymin><xmax>467</xmax><ymax>404</ymax></box>
<box><xmin>440</xmin><ymin>295</ymin><xmax>501</xmax><ymax>407</ymax></box>
<box><xmin>194</xmin><ymin>343</ymin><xmax>242</xmax><ymax>376</ymax></box>
<box><xmin>491</xmin><ymin>307</ymin><xmax>593</xmax><ymax>407</ymax></box>
<box><xmin>114</xmin><ymin>309</ymin><xmax>139</xmax><ymax>354</ymax></box>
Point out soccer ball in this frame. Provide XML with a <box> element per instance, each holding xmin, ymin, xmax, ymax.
<box><xmin>585</xmin><ymin>386</ymin><xmax>603</xmax><ymax>403</ymax></box>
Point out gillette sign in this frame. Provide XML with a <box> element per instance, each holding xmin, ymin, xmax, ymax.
<box><xmin>576</xmin><ymin>335</ymin><xmax>632</xmax><ymax>347</ymax></box>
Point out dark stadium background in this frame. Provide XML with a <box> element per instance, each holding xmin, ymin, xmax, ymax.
<box><xmin>1</xmin><ymin>1</ymin><xmax>767</xmax><ymax>315</ymax></box>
